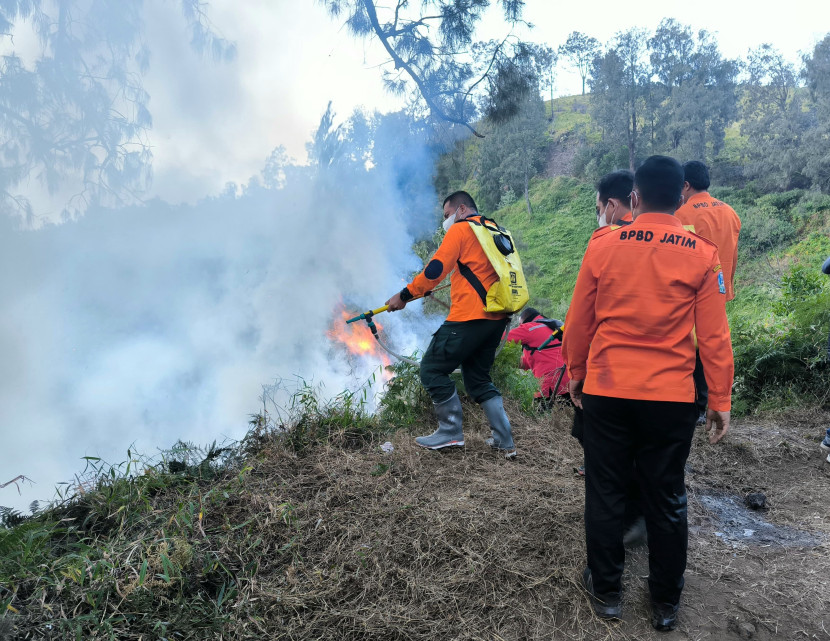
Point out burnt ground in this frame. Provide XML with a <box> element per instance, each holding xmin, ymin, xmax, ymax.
<box><xmin>220</xmin><ymin>400</ymin><xmax>830</xmax><ymax>641</ymax></box>
<box><xmin>321</xmin><ymin>404</ymin><xmax>829</xmax><ymax>640</ymax></box>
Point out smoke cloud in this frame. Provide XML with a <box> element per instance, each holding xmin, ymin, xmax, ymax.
<box><xmin>0</xmin><ymin>106</ymin><xmax>447</xmax><ymax>513</ymax></box>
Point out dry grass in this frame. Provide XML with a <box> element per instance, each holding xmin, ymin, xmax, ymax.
<box><xmin>4</xmin><ymin>400</ymin><xmax>830</xmax><ymax>640</ymax></box>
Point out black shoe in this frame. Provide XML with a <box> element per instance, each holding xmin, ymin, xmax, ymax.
<box><xmin>651</xmin><ymin>601</ymin><xmax>679</xmax><ymax>631</ymax></box>
<box><xmin>581</xmin><ymin>568</ymin><xmax>622</xmax><ymax>620</ymax></box>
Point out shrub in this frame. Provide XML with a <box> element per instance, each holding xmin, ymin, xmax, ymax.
<box><xmin>281</xmin><ymin>382</ymin><xmax>380</xmax><ymax>452</ymax></box>
<box><xmin>491</xmin><ymin>341</ymin><xmax>540</xmax><ymax>412</ymax></box>
<box><xmin>739</xmin><ymin>203</ymin><xmax>797</xmax><ymax>255</ymax></box>
<box><xmin>377</xmin><ymin>360</ymin><xmax>433</xmax><ymax>428</ymax></box>
<box><xmin>731</xmin><ymin>263</ymin><xmax>830</xmax><ymax>412</ymax></box>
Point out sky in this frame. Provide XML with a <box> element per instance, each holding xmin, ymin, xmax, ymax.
<box><xmin>2</xmin><ymin>0</ymin><xmax>829</xmax><ymax>512</ymax></box>
<box><xmin>140</xmin><ymin>0</ymin><xmax>830</xmax><ymax>204</ymax></box>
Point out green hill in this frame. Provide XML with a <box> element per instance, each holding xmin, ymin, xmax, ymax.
<box><xmin>443</xmin><ymin>93</ymin><xmax>830</xmax><ymax>414</ymax></box>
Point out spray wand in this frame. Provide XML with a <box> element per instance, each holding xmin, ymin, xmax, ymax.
<box><xmin>344</xmin><ymin>284</ymin><xmax>451</xmax><ymax>366</ymax></box>
<box><xmin>345</xmin><ymin>283</ymin><xmax>451</xmax><ymax>325</ymax></box>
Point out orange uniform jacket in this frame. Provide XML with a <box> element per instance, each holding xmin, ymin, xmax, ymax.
<box><xmin>406</xmin><ymin>215</ymin><xmax>507</xmax><ymax>322</ymax></box>
<box><xmin>561</xmin><ymin>213</ymin><xmax>734</xmax><ymax>411</ymax></box>
<box><xmin>675</xmin><ymin>192</ymin><xmax>741</xmax><ymax>300</ymax></box>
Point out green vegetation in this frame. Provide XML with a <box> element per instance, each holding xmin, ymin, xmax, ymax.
<box><xmin>0</xmin><ymin>341</ymin><xmax>542</xmax><ymax>638</ymax></box>
<box><xmin>431</xmin><ymin>81</ymin><xmax>830</xmax><ymax>417</ymax></box>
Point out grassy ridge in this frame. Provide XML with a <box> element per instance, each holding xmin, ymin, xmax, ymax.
<box><xmin>494</xmin><ymin>176</ymin><xmax>596</xmax><ymax>319</ymax></box>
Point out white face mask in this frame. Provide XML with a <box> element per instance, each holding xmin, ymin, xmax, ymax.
<box><xmin>442</xmin><ymin>208</ymin><xmax>459</xmax><ymax>232</ymax></box>
<box><xmin>597</xmin><ymin>205</ymin><xmax>609</xmax><ymax>228</ymax></box>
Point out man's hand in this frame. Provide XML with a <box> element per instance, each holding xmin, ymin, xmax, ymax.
<box><xmin>385</xmin><ymin>292</ymin><xmax>406</xmax><ymax>312</ymax></box>
<box><xmin>568</xmin><ymin>378</ymin><xmax>584</xmax><ymax>409</ymax></box>
<box><xmin>705</xmin><ymin>409</ymin><xmax>730</xmax><ymax>444</ymax></box>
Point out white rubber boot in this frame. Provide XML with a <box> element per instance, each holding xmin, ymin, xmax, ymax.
<box><xmin>415</xmin><ymin>391</ymin><xmax>464</xmax><ymax>449</ymax></box>
<box><xmin>481</xmin><ymin>395</ymin><xmax>517</xmax><ymax>458</ymax></box>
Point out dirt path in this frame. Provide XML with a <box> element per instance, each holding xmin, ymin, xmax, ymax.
<box><xmin>247</xmin><ymin>403</ymin><xmax>830</xmax><ymax>640</ymax></box>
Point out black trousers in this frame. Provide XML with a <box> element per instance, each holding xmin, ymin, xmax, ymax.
<box><xmin>582</xmin><ymin>394</ymin><xmax>697</xmax><ymax>605</ymax></box>
<box><xmin>419</xmin><ymin>318</ymin><xmax>509</xmax><ymax>404</ymax></box>
<box><xmin>692</xmin><ymin>350</ymin><xmax>708</xmax><ymax>414</ymax></box>
<box><xmin>572</xmin><ymin>404</ymin><xmax>643</xmax><ymax>531</ymax></box>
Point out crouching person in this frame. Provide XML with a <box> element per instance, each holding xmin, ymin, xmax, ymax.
<box><xmin>506</xmin><ymin>307</ymin><xmax>569</xmax><ymax>409</ymax></box>
<box><xmin>385</xmin><ymin>191</ymin><xmax>517</xmax><ymax>458</ymax></box>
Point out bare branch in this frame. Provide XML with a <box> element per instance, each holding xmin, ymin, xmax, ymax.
<box><xmin>360</xmin><ymin>0</ymin><xmax>483</xmax><ymax>137</ymax></box>
<box><xmin>0</xmin><ymin>475</ymin><xmax>30</xmax><ymax>493</ymax></box>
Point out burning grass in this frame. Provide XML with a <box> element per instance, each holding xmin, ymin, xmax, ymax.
<box><xmin>2</xmin><ymin>382</ymin><xmax>829</xmax><ymax>639</ymax></box>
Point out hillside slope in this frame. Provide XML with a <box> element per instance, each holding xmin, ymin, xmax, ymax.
<box><xmin>2</xmin><ymin>395</ymin><xmax>829</xmax><ymax>640</ymax></box>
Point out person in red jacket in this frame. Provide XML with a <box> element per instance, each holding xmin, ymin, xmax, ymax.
<box><xmin>386</xmin><ymin>191</ymin><xmax>517</xmax><ymax>458</ymax></box>
<box><xmin>562</xmin><ymin>155</ymin><xmax>733</xmax><ymax>631</ymax></box>
<box><xmin>507</xmin><ymin>307</ymin><xmax>569</xmax><ymax>406</ymax></box>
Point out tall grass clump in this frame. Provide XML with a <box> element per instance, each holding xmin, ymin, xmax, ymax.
<box><xmin>0</xmin><ymin>444</ymin><xmax>248</xmax><ymax>639</ymax></box>
<box><xmin>731</xmin><ymin>261</ymin><xmax>830</xmax><ymax>414</ymax></box>
<box><xmin>277</xmin><ymin>380</ymin><xmax>380</xmax><ymax>453</ymax></box>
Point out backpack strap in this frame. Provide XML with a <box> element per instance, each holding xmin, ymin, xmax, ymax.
<box><xmin>457</xmin><ymin>260</ymin><xmax>487</xmax><ymax>304</ymax></box>
<box><xmin>456</xmin><ymin>215</ymin><xmax>499</xmax><ymax>305</ymax></box>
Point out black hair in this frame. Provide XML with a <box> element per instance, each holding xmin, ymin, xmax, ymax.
<box><xmin>443</xmin><ymin>190</ymin><xmax>478</xmax><ymax>212</ymax></box>
<box><xmin>520</xmin><ymin>307</ymin><xmax>541</xmax><ymax>323</ymax></box>
<box><xmin>596</xmin><ymin>170</ymin><xmax>634</xmax><ymax>206</ymax></box>
<box><xmin>683</xmin><ymin>160</ymin><xmax>710</xmax><ymax>191</ymax></box>
<box><xmin>634</xmin><ymin>155</ymin><xmax>684</xmax><ymax>212</ymax></box>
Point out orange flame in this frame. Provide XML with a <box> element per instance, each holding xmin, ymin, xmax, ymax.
<box><xmin>328</xmin><ymin>304</ymin><xmax>392</xmax><ymax>368</ymax></box>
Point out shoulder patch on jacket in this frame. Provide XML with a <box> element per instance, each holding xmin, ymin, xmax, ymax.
<box><xmin>685</xmin><ymin>229</ymin><xmax>718</xmax><ymax>249</ymax></box>
<box><xmin>424</xmin><ymin>258</ymin><xmax>444</xmax><ymax>280</ymax></box>
<box><xmin>589</xmin><ymin>225</ymin><xmax>621</xmax><ymax>241</ymax></box>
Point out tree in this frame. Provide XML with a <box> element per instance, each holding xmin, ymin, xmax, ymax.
<box><xmin>532</xmin><ymin>45</ymin><xmax>558</xmax><ymax>114</ymax></box>
<box><xmin>478</xmin><ymin>92</ymin><xmax>548</xmax><ymax>215</ymax></box>
<box><xmin>741</xmin><ymin>44</ymin><xmax>809</xmax><ymax>190</ymax></box>
<box><xmin>801</xmin><ymin>35</ymin><xmax>830</xmax><ymax>192</ymax></box>
<box><xmin>558</xmin><ymin>31</ymin><xmax>600</xmax><ymax>96</ymax></box>
<box><xmin>590</xmin><ymin>29</ymin><xmax>648</xmax><ymax>171</ymax></box>
<box><xmin>319</xmin><ymin>0</ymin><xmax>540</xmax><ymax>136</ymax></box>
<box><xmin>0</xmin><ymin>0</ymin><xmax>234</xmax><ymax>222</ymax></box>
<box><xmin>647</xmin><ymin>20</ymin><xmax>738</xmax><ymax>161</ymax></box>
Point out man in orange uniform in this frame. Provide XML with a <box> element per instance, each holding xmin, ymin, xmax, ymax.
<box><xmin>675</xmin><ymin>161</ymin><xmax>741</xmax><ymax>423</ymax></box>
<box><xmin>507</xmin><ymin>307</ymin><xmax>569</xmax><ymax>405</ymax></box>
<box><xmin>595</xmin><ymin>169</ymin><xmax>634</xmax><ymax>228</ymax></box>
<box><xmin>386</xmin><ymin>191</ymin><xmax>517</xmax><ymax>458</ymax></box>
<box><xmin>573</xmin><ymin>169</ymin><xmax>636</xmax><ymax>448</ymax></box>
<box><xmin>562</xmin><ymin>156</ymin><xmax>733</xmax><ymax>631</ymax></box>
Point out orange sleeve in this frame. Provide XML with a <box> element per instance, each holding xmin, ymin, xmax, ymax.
<box><xmin>695</xmin><ymin>256</ymin><xmax>734</xmax><ymax>410</ymax></box>
<box><xmin>729</xmin><ymin>228</ymin><xmax>739</xmax><ymax>302</ymax></box>
<box><xmin>561</xmin><ymin>246</ymin><xmax>598</xmax><ymax>381</ymax></box>
<box><xmin>406</xmin><ymin>226</ymin><xmax>463</xmax><ymax>297</ymax></box>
